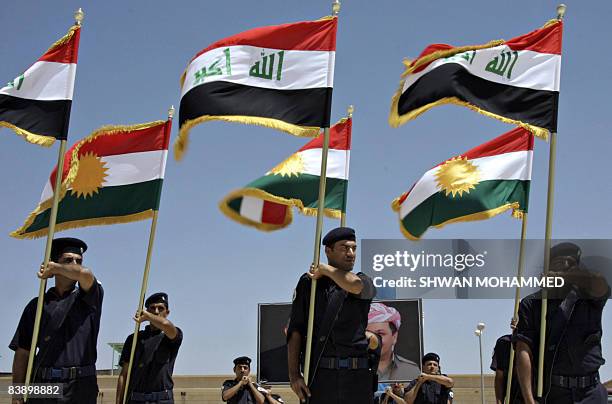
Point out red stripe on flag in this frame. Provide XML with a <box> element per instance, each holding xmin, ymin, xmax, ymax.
<box><xmin>39</xmin><ymin>28</ymin><xmax>80</xmax><ymax>64</ymax></box>
<box><xmin>298</xmin><ymin>118</ymin><xmax>351</xmax><ymax>152</ymax></box>
<box><xmin>78</xmin><ymin>123</ymin><xmax>169</xmax><ymax>158</ymax></box>
<box><xmin>506</xmin><ymin>21</ymin><xmax>562</xmax><ymax>55</ymax></box>
<box><xmin>262</xmin><ymin>201</ymin><xmax>288</xmax><ymax>225</ymax></box>
<box><xmin>191</xmin><ymin>18</ymin><xmax>337</xmax><ymax>62</ymax></box>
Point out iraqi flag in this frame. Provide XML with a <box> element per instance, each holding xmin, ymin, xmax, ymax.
<box><xmin>389</xmin><ymin>20</ymin><xmax>562</xmax><ymax>140</ymax></box>
<box><xmin>0</xmin><ymin>25</ymin><xmax>80</xmax><ymax>146</ymax></box>
<box><xmin>11</xmin><ymin>119</ymin><xmax>172</xmax><ymax>239</ymax></box>
<box><xmin>392</xmin><ymin>127</ymin><xmax>533</xmax><ymax>240</ymax></box>
<box><xmin>175</xmin><ymin>16</ymin><xmax>337</xmax><ymax>160</ymax></box>
<box><xmin>219</xmin><ymin>118</ymin><xmax>351</xmax><ymax>231</ymax></box>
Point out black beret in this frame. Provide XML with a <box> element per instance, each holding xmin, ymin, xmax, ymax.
<box><xmin>551</xmin><ymin>242</ymin><xmax>581</xmax><ymax>263</ymax></box>
<box><xmin>322</xmin><ymin>227</ymin><xmax>356</xmax><ymax>247</ymax></box>
<box><xmin>51</xmin><ymin>237</ymin><xmax>87</xmax><ymax>261</ymax></box>
<box><xmin>145</xmin><ymin>292</ymin><xmax>169</xmax><ymax>308</ymax></box>
<box><xmin>422</xmin><ymin>352</ymin><xmax>440</xmax><ymax>364</ymax></box>
<box><xmin>233</xmin><ymin>356</ymin><xmax>251</xmax><ymax>366</ymax></box>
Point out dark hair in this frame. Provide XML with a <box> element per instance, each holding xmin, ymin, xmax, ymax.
<box><xmin>389</xmin><ymin>322</ymin><xmax>398</xmax><ymax>334</ymax></box>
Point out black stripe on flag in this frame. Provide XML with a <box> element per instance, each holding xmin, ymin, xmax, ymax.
<box><xmin>0</xmin><ymin>94</ymin><xmax>71</xmax><ymax>140</ymax></box>
<box><xmin>179</xmin><ymin>81</ymin><xmax>332</xmax><ymax>128</ymax></box>
<box><xmin>399</xmin><ymin>64</ymin><xmax>559</xmax><ymax>132</ymax></box>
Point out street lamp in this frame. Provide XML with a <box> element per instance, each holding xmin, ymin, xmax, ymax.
<box><xmin>475</xmin><ymin>322</ymin><xmax>486</xmax><ymax>404</ymax></box>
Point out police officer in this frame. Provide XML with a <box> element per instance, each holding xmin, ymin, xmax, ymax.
<box><xmin>514</xmin><ymin>243</ymin><xmax>610</xmax><ymax>404</ymax></box>
<box><xmin>116</xmin><ymin>292</ymin><xmax>182</xmax><ymax>404</ymax></box>
<box><xmin>367</xmin><ymin>302</ymin><xmax>421</xmax><ymax>382</ymax></box>
<box><xmin>403</xmin><ymin>353</ymin><xmax>454</xmax><ymax>404</ymax></box>
<box><xmin>490</xmin><ymin>333</ymin><xmax>522</xmax><ymax>404</ymax></box>
<box><xmin>10</xmin><ymin>237</ymin><xmax>103</xmax><ymax>404</ymax></box>
<box><xmin>222</xmin><ymin>356</ymin><xmax>266</xmax><ymax>404</ymax></box>
<box><xmin>287</xmin><ymin>227</ymin><xmax>377</xmax><ymax>404</ymax></box>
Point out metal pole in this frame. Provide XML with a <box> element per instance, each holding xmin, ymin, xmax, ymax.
<box><xmin>504</xmin><ymin>214</ymin><xmax>528</xmax><ymax>404</ymax></box>
<box><xmin>340</xmin><ymin>105</ymin><xmax>353</xmax><ymax>228</ymax></box>
<box><xmin>476</xmin><ymin>323</ymin><xmax>486</xmax><ymax>404</ymax></box>
<box><xmin>23</xmin><ymin>139</ymin><xmax>67</xmax><ymax>401</ymax></box>
<box><xmin>122</xmin><ymin>109</ymin><xmax>173</xmax><ymax>404</ymax></box>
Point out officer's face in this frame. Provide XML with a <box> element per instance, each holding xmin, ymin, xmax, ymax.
<box><xmin>325</xmin><ymin>240</ymin><xmax>357</xmax><ymax>271</ymax></box>
<box><xmin>234</xmin><ymin>364</ymin><xmax>250</xmax><ymax>378</ymax></box>
<box><xmin>366</xmin><ymin>322</ymin><xmax>398</xmax><ymax>361</ymax></box>
<box><xmin>550</xmin><ymin>255</ymin><xmax>578</xmax><ymax>272</ymax></box>
<box><xmin>423</xmin><ymin>360</ymin><xmax>439</xmax><ymax>375</ymax></box>
<box><xmin>146</xmin><ymin>302</ymin><xmax>169</xmax><ymax>318</ymax></box>
<box><xmin>57</xmin><ymin>252</ymin><xmax>83</xmax><ymax>265</ymax></box>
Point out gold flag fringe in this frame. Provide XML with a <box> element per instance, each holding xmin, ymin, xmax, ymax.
<box><xmin>11</xmin><ymin>120</ymin><xmax>166</xmax><ymax>239</ymax></box>
<box><xmin>46</xmin><ymin>25</ymin><xmax>80</xmax><ymax>54</ymax></box>
<box><xmin>219</xmin><ymin>187</ymin><xmax>342</xmax><ymax>232</ymax></box>
<box><xmin>0</xmin><ymin>121</ymin><xmax>56</xmax><ymax>146</ymax></box>
<box><xmin>174</xmin><ymin>115</ymin><xmax>320</xmax><ymax>161</ymax></box>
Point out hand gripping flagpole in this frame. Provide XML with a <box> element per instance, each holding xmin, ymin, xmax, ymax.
<box><xmin>504</xmin><ymin>214</ymin><xmax>528</xmax><ymax>404</ymax></box>
<box><xmin>303</xmin><ymin>0</ymin><xmax>341</xmax><ymax>388</ymax></box>
<box><xmin>23</xmin><ymin>9</ymin><xmax>84</xmax><ymax>403</ymax></box>
<box><xmin>536</xmin><ymin>5</ymin><xmax>565</xmax><ymax>399</ymax></box>
<box><xmin>122</xmin><ymin>107</ymin><xmax>174</xmax><ymax>404</ymax></box>
<box><xmin>340</xmin><ymin>105</ymin><xmax>353</xmax><ymax>228</ymax></box>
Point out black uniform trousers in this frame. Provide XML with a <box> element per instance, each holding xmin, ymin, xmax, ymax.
<box><xmin>545</xmin><ymin>383</ymin><xmax>608</xmax><ymax>404</ymax></box>
<box><xmin>308</xmin><ymin>368</ymin><xmax>373</xmax><ymax>404</ymax></box>
<box><xmin>27</xmin><ymin>376</ymin><xmax>98</xmax><ymax>404</ymax></box>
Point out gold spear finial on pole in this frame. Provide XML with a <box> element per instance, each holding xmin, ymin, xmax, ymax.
<box><xmin>332</xmin><ymin>0</ymin><xmax>341</xmax><ymax>16</ymax></box>
<box><xmin>74</xmin><ymin>8</ymin><xmax>85</xmax><ymax>25</ymax></box>
<box><xmin>347</xmin><ymin>105</ymin><xmax>354</xmax><ymax>118</ymax></box>
<box><xmin>557</xmin><ymin>4</ymin><xmax>567</xmax><ymax>19</ymax></box>
<box><xmin>168</xmin><ymin>105</ymin><xmax>175</xmax><ymax>119</ymax></box>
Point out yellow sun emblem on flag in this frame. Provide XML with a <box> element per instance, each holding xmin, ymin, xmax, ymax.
<box><xmin>435</xmin><ymin>156</ymin><xmax>481</xmax><ymax>197</ymax></box>
<box><xmin>70</xmin><ymin>152</ymin><xmax>109</xmax><ymax>198</ymax></box>
<box><xmin>267</xmin><ymin>153</ymin><xmax>304</xmax><ymax>177</ymax></box>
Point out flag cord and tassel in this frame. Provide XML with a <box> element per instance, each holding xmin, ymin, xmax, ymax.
<box><xmin>23</xmin><ymin>140</ymin><xmax>67</xmax><ymax>402</ymax></box>
<box><xmin>537</xmin><ymin>129</ymin><xmax>558</xmax><ymax>398</ymax></box>
<box><xmin>23</xmin><ymin>10</ymin><xmax>85</xmax><ymax>401</ymax></box>
<box><xmin>121</xmin><ymin>108</ymin><xmax>173</xmax><ymax>404</ymax></box>
<box><xmin>504</xmin><ymin>213</ymin><xmax>528</xmax><ymax>404</ymax></box>
<box><xmin>340</xmin><ymin>105</ymin><xmax>353</xmax><ymax>228</ymax></box>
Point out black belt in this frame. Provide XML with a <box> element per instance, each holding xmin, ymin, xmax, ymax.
<box><xmin>551</xmin><ymin>372</ymin><xmax>600</xmax><ymax>389</ymax></box>
<box><xmin>318</xmin><ymin>356</ymin><xmax>370</xmax><ymax>370</ymax></box>
<box><xmin>131</xmin><ymin>390</ymin><xmax>172</xmax><ymax>402</ymax></box>
<box><xmin>37</xmin><ymin>364</ymin><xmax>96</xmax><ymax>381</ymax></box>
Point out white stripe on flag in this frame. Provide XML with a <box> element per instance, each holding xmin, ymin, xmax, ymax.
<box><xmin>402</xmin><ymin>47</ymin><xmax>561</xmax><ymax>93</ymax></box>
<box><xmin>0</xmin><ymin>61</ymin><xmax>76</xmax><ymax>101</ymax></box>
<box><xmin>399</xmin><ymin>150</ymin><xmax>533</xmax><ymax>219</ymax></box>
<box><xmin>240</xmin><ymin>196</ymin><xmax>264</xmax><ymax>222</ymax></box>
<box><xmin>182</xmin><ymin>46</ymin><xmax>335</xmax><ymax>97</ymax></box>
<box><xmin>299</xmin><ymin>149</ymin><xmax>349</xmax><ymax>180</ymax></box>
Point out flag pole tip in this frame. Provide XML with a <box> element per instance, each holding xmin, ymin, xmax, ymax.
<box><xmin>556</xmin><ymin>4</ymin><xmax>567</xmax><ymax>19</ymax></box>
<box><xmin>347</xmin><ymin>105</ymin><xmax>354</xmax><ymax>118</ymax></box>
<box><xmin>74</xmin><ymin>8</ymin><xmax>85</xmax><ymax>25</ymax></box>
<box><xmin>168</xmin><ymin>106</ymin><xmax>175</xmax><ymax>119</ymax></box>
<box><xmin>332</xmin><ymin>0</ymin><xmax>341</xmax><ymax>16</ymax></box>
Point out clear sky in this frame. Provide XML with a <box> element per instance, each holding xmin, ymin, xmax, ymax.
<box><xmin>1</xmin><ymin>0</ymin><xmax>610</xmax><ymax>382</ymax></box>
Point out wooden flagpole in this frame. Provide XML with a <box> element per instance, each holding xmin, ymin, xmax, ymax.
<box><xmin>504</xmin><ymin>214</ymin><xmax>528</xmax><ymax>404</ymax></box>
<box><xmin>23</xmin><ymin>10</ymin><xmax>85</xmax><ymax>402</ymax></box>
<box><xmin>121</xmin><ymin>107</ymin><xmax>174</xmax><ymax>404</ymax></box>
<box><xmin>340</xmin><ymin>105</ymin><xmax>353</xmax><ymax>228</ymax></box>
<box><xmin>536</xmin><ymin>6</ymin><xmax>565</xmax><ymax>398</ymax></box>
<box><xmin>303</xmin><ymin>1</ymin><xmax>341</xmax><ymax>386</ymax></box>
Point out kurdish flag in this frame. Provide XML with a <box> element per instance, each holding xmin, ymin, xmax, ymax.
<box><xmin>12</xmin><ymin>120</ymin><xmax>171</xmax><ymax>239</ymax></box>
<box><xmin>392</xmin><ymin>127</ymin><xmax>533</xmax><ymax>240</ymax></box>
<box><xmin>176</xmin><ymin>16</ymin><xmax>337</xmax><ymax>160</ymax></box>
<box><xmin>0</xmin><ymin>25</ymin><xmax>80</xmax><ymax>146</ymax></box>
<box><xmin>390</xmin><ymin>20</ymin><xmax>562</xmax><ymax>140</ymax></box>
<box><xmin>220</xmin><ymin>118</ymin><xmax>351</xmax><ymax>231</ymax></box>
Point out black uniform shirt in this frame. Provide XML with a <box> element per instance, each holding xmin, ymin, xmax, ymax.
<box><xmin>9</xmin><ymin>280</ymin><xmax>104</xmax><ymax>368</ymax></box>
<box><xmin>490</xmin><ymin>334</ymin><xmax>521</xmax><ymax>401</ymax></box>
<box><xmin>405</xmin><ymin>378</ymin><xmax>451</xmax><ymax>404</ymax></box>
<box><xmin>222</xmin><ymin>379</ymin><xmax>262</xmax><ymax>404</ymax></box>
<box><xmin>288</xmin><ymin>272</ymin><xmax>376</xmax><ymax>358</ymax></box>
<box><xmin>515</xmin><ymin>287</ymin><xmax>609</xmax><ymax>376</ymax></box>
<box><xmin>120</xmin><ymin>325</ymin><xmax>182</xmax><ymax>393</ymax></box>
